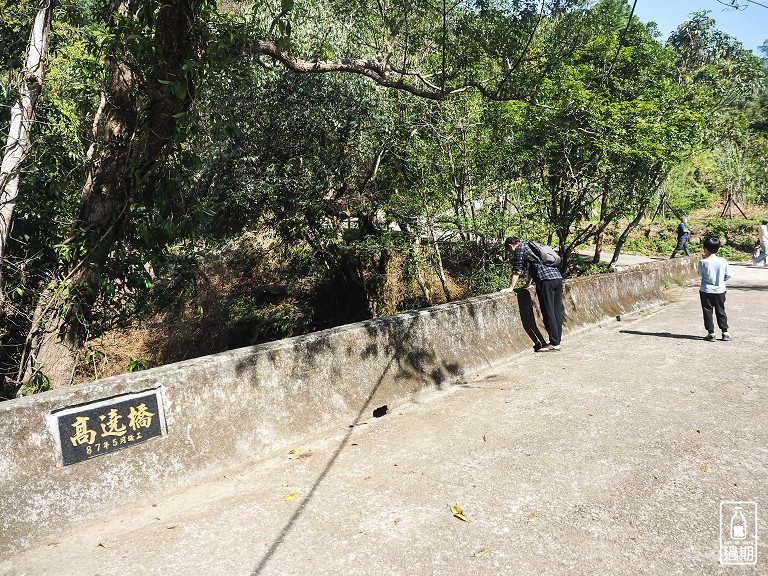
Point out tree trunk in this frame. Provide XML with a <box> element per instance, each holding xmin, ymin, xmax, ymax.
<box><xmin>0</xmin><ymin>0</ymin><xmax>55</xmax><ymax>305</ymax></box>
<box><xmin>593</xmin><ymin>184</ymin><xmax>609</xmax><ymax>264</ymax></box>
<box><xmin>22</xmin><ymin>0</ymin><xmax>205</xmax><ymax>388</ymax></box>
<box><xmin>429</xmin><ymin>226</ymin><xmax>451</xmax><ymax>303</ymax></box>
<box><xmin>411</xmin><ymin>236</ymin><xmax>432</xmax><ymax>304</ymax></box>
<box><xmin>593</xmin><ymin>231</ymin><xmax>604</xmax><ymax>264</ymax></box>
<box><xmin>610</xmin><ymin>209</ymin><xmax>645</xmax><ymax>268</ymax></box>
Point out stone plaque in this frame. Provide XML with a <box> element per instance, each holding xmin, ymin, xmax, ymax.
<box><xmin>50</xmin><ymin>389</ymin><xmax>166</xmax><ymax>466</ymax></box>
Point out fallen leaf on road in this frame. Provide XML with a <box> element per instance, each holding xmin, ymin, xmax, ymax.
<box><xmin>288</xmin><ymin>448</ymin><xmax>302</xmax><ymax>459</ymax></box>
<box><xmin>472</xmin><ymin>546</ymin><xmax>490</xmax><ymax>557</ymax></box>
<box><xmin>528</xmin><ymin>514</ymin><xmax>538</xmax><ymax>522</ymax></box>
<box><xmin>700</xmin><ymin>466</ymin><xmax>711</xmax><ymax>473</ymax></box>
<box><xmin>451</xmin><ymin>505</ymin><xmax>468</xmax><ymax>522</ymax></box>
<box><xmin>284</xmin><ymin>493</ymin><xmax>300</xmax><ymax>502</ymax></box>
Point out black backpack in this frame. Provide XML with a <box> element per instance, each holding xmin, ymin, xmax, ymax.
<box><xmin>528</xmin><ymin>241</ymin><xmax>562</xmax><ymax>267</ymax></box>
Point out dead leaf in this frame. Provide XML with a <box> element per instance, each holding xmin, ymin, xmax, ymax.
<box><xmin>528</xmin><ymin>514</ymin><xmax>538</xmax><ymax>522</ymax></box>
<box><xmin>472</xmin><ymin>546</ymin><xmax>490</xmax><ymax>557</ymax></box>
<box><xmin>451</xmin><ymin>505</ymin><xmax>468</xmax><ymax>522</ymax></box>
<box><xmin>700</xmin><ymin>466</ymin><xmax>711</xmax><ymax>473</ymax></box>
<box><xmin>284</xmin><ymin>492</ymin><xmax>300</xmax><ymax>502</ymax></box>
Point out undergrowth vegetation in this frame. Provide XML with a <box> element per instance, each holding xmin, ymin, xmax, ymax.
<box><xmin>72</xmin><ymin>201</ymin><xmax>766</xmax><ymax>385</ymax></box>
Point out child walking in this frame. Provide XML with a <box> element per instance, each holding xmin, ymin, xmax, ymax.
<box><xmin>698</xmin><ymin>237</ymin><xmax>732</xmax><ymax>342</ymax></box>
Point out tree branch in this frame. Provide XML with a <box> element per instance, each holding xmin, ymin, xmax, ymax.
<box><xmin>242</xmin><ymin>39</ymin><xmax>560</xmax><ymax>106</ymax></box>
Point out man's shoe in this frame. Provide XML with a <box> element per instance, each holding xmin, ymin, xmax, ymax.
<box><xmin>722</xmin><ymin>333</ymin><xmax>732</xmax><ymax>341</ymax></box>
<box><xmin>536</xmin><ymin>344</ymin><xmax>561</xmax><ymax>352</ymax></box>
<box><xmin>703</xmin><ymin>333</ymin><xmax>716</xmax><ymax>342</ymax></box>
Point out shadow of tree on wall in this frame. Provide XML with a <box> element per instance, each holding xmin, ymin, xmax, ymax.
<box><xmin>244</xmin><ymin>300</ymin><xmax>475</xmax><ymax>575</ymax></box>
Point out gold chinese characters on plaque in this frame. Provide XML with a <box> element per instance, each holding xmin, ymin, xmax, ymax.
<box><xmin>51</xmin><ymin>389</ymin><xmax>166</xmax><ymax>466</ymax></box>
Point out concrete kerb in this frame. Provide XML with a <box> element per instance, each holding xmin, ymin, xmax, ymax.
<box><xmin>0</xmin><ymin>256</ymin><xmax>699</xmax><ymax>556</ymax></box>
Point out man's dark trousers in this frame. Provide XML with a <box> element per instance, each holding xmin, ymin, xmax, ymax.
<box><xmin>536</xmin><ymin>278</ymin><xmax>563</xmax><ymax>346</ymax></box>
<box><xmin>670</xmin><ymin>237</ymin><xmax>690</xmax><ymax>257</ymax></box>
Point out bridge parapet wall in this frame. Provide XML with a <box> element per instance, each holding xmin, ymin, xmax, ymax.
<box><xmin>0</xmin><ymin>257</ymin><xmax>698</xmax><ymax>554</ymax></box>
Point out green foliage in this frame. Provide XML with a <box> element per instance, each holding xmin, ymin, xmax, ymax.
<box><xmin>460</xmin><ymin>262</ymin><xmax>510</xmax><ymax>295</ymax></box>
<box><xmin>699</xmin><ymin>218</ymin><xmax>756</xmax><ymax>257</ymax></box>
<box><xmin>19</xmin><ymin>370</ymin><xmax>51</xmax><ymax>396</ymax></box>
<box><xmin>573</xmin><ymin>259</ymin><xmax>611</xmax><ymax>276</ymax></box>
<box><xmin>127</xmin><ymin>358</ymin><xmax>150</xmax><ymax>372</ymax></box>
<box><xmin>2</xmin><ymin>0</ymin><xmax>768</xmax><ymax>389</ymax></box>
<box><xmin>662</xmin><ymin>156</ymin><xmax>720</xmax><ymax>214</ymax></box>
<box><xmin>0</xmin><ymin>0</ymin><xmax>34</xmax><ymax>72</ymax></box>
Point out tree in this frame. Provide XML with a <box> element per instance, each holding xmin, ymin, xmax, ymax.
<box><xmin>12</xmin><ymin>0</ymin><xmax>606</xmax><ymax>388</ymax></box>
<box><xmin>500</xmin><ymin>1</ymin><xmax>699</xmax><ymax>267</ymax></box>
<box><xmin>0</xmin><ymin>0</ymin><xmax>55</xmax><ymax>304</ymax></box>
<box><xmin>6</xmin><ymin>0</ymin><xmax>763</xmax><ymax>391</ymax></box>
<box><xmin>19</xmin><ymin>0</ymin><xmax>214</xmax><ymax>388</ymax></box>
<box><xmin>667</xmin><ymin>11</ymin><xmax>765</xmax><ymax>219</ymax></box>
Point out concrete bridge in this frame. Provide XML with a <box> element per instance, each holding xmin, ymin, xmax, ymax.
<box><xmin>2</xmin><ymin>257</ymin><xmax>767</xmax><ymax>575</ymax></box>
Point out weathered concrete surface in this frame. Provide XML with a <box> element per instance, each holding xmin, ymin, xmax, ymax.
<box><xmin>0</xmin><ymin>257</ymin><xmax>697</xmax><ymax>556</ymax></box>
<box><xmin>2</xmin><ymin>261</ymin><xmax>766</xmax><ymax>576</ymax></box>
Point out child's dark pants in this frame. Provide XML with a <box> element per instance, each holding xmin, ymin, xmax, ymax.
<box><xmin>699</xmin><ymin>291</ymin><xmax>728</xmax><ymax>332</ymax></box>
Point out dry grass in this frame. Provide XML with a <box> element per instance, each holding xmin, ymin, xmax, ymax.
<box><xmin>76</xmin><ymin>236</ymin><xmax>469</xmax><ymax>383</ymax></box>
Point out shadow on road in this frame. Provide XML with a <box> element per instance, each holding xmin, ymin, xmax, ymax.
<box><xmin>619</xmin><ymin>329</ymin><xmax>703</xmax><ymax>341</ymax></box>
<box><xmin>728</xmin><ymin>284</ymin><xmax>768</xmax><ymax>292</ymax></box>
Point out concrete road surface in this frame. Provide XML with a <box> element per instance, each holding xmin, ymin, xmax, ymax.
<box><xmin>3</xmin><ymin>263</ymin><xmax>767</xmax><ymax>576</ymax></box>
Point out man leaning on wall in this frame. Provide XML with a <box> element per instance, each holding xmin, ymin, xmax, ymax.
<box><xmin>501</xmin><ymin>237</ymin><xmax>563</xmax><ymax>352</ymax></box>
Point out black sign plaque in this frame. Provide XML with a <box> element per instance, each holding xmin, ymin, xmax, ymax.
<box><xmin>50</xmin><ymin>389</ymin><xmax>166</xmax><ymax>466</ymax></box>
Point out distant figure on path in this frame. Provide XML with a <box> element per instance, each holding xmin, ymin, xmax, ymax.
<box><xmin>753</xmin><ymin>219</ymin><xmax>768</xmax><ymax>266</ymax></box>
<box><xmin>502</xmin><ymin>237</ymin><xmax>563</xmax><ymax>352</ymax></box>
<box><xmin>670</xmin><ymin>216</ymin><xmax>691</xmax><ymax>258</ymax></box>
<box><xmin>698</xmin><ymin>237</ymin><xmax>732</xmax><ymax>342</ymax></box>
